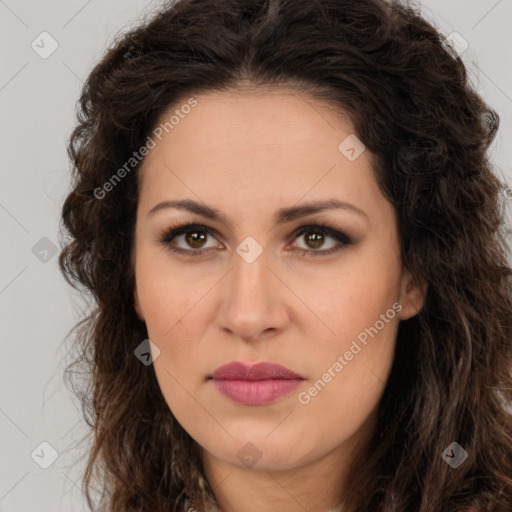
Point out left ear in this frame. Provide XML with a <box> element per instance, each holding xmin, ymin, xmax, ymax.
<box><xmin>397</xmin><ymin>268</ymin><xmax>428</xmax><ymax>320</ymax></box>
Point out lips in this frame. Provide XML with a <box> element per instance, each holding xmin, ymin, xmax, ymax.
<box><xmin>210</xmin><ymin>361</ymin><xmax>304</xmax><ymax>380</ymax></box>
<box><xmin>209</xmin><ymin>361</ymin><xmax>304</xmax><ymax>405</ymax></box>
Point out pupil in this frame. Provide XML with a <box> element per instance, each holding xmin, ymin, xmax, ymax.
<box><xmin>307</xmin><ymin>232</ymin><xmax>324</xmax><ymax>249</ymax></box>
<box><xmin>187</xmin><ymin>231</ymin><xmax>206</xmax><ymax>248</ymax></box>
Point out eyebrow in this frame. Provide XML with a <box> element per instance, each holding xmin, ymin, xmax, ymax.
<box><xmin>147</xmin><ymin>198</ymin><xmax>369</xmax><ymax>226</ymax></box>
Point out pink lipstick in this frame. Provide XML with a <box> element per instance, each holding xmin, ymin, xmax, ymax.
<box><xmin>209</xmin><ymin>361</ymin><xmax>304</xmax><ymax>405</ymax></box>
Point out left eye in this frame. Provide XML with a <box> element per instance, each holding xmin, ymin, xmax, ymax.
<box><xmin>291</xmin><ymin>225</ymin><xmax>351</xmax><ymax>255</ymax></box>
<box><xmin>159</xmin><ymin>223</ymin><xmax>351</xmax><ymax>257</ymax></box>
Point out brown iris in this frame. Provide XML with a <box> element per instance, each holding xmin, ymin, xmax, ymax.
<box><xmin>185</xmin><ymin>230</ymin><xmax>207</xmax><ymax>249</ymax></box>
<box><xmin>304</xmin><ymin>231</ymin><xmax>325</xmax><ymax>249</ymax></box>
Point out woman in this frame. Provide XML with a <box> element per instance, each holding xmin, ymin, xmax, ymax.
<box><xmin>58</xmin><ymin>0</ymin><xmax>512</xmax><ymax>511</ymax></box>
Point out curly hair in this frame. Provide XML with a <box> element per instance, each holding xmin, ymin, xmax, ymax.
<box><xmin>58</xmin><ymin>0</ymin><xmax>512</xmax><ymax>510</ymax></box>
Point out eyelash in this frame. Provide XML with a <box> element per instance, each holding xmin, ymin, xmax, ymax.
<box><xmin>158</xmin><ymin>221</ymin><xmax>352</xmax><ymax>258</ymax></box>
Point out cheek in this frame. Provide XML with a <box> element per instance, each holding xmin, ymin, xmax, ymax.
<box><xmin>289</xmin><ymin>250</ymin><xmax>402</xmax><ymax>357</ymax></box>
<box><xmin>289</xmin><ymin>247</ymin><xmax>402</xmax><ymax>419</ymax></box>
<box><xmin>135</xmin><ymin>245</ymin><xmax>208</xmax><ymax>337</ymax></box>
<box><xmin>135</xmin><ymin>260</ymin><xmax>209</xmax><ymax>424</ymax></box>
<box><xmin>294</xmin><ymin>297</ymin><xmax>399</xmax><ymax>451</ymax></box>
<box><xmin>134</xmin><ymin>248</ymin><xmax>215</xmax><ymax>391</ymax></box>
<box><xmin>138</xmin><ymin>283</ymin><xmax>207</xmax><ymax>384</ymax></box>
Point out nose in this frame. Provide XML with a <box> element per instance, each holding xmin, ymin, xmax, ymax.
<box><xmin>215</xmin><ymin>245</ymin><xmax>290</xmax><ymax>342</ymax></box>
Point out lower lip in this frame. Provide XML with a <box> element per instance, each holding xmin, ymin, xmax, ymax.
<box><xmin>211</xmin><ymin>378</ymin><xmax>303</xmax><ymax>405</ymax></box>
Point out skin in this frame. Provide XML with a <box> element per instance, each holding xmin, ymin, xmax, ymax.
<box><xmin>132</xmin><ymin>88</ymin><xmax>426</xmax><ymax>512</ymax></box>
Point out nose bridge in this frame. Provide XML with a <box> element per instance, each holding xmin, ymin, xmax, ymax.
<box><xmin>217</xmin><ymin>241</ymin><xmax>287</xmax><ymax>339</ymax></box>
<box><xmin>229</xmin><ymin>244</ymin><xmax>273</xmax><ymax>312</ymax></box>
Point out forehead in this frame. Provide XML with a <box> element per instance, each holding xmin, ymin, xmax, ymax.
<box><xmin>148</xmin><ymin>88</ymin><xmax>356</xmax><ymax>156</ymax></box>
<box><xmin>136</xmin><ymin>89</ymin><xmax>386</xmax><ymax>221</ymax></box>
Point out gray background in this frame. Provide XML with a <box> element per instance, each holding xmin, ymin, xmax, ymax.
<box><xmin>1</xmin><ymin>1</ymin><xmax>511</xmax><ymax>511</ymax></box>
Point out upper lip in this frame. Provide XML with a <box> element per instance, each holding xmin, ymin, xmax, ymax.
<box><xmin>210</xmin><ymin>361</ymin><xmax>304</xmax><ymax>381</ymax></box>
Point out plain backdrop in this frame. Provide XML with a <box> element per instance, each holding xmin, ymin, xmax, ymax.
<box><xmin>1</xmin><ymin>1</ymin><xmax>511</xmax><ymax>511</ymax></box>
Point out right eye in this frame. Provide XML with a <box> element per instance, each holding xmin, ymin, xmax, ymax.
<box><xmin>159</xmin><ymin>223</ymin><xmax>222</xmax><ymax>255</ymax></box>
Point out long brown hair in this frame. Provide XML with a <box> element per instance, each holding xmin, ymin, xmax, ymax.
<box><xmin>58</xmin><ymin>0</ymin><xmax>512</xmax><ymax>510</ymax></box>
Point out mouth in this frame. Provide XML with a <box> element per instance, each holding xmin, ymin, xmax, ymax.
<box><xmin>208</xmin><ymin>361</ymin><xmax>305</xmax><ymax>405</ymax></box>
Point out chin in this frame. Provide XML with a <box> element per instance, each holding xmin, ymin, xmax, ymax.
<box><xmin>201</xmin><ymin>428</ymin><xmax>321</xmax><ymax>472</ymax></box>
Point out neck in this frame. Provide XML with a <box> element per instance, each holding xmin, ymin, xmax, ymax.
<box><xmin>197</xmin><ymin>406</ymin><xmax>377</xmax><ymax>512</ymax></box>
<box><xmin>200</xmin><ymin>442</ymin><xmax>354</xmax><ymax>512</ymax></box>
<box><xmin>185</xmin><ymin>497</ymin><xmax>344</xmax><ymax>512</ymax></box>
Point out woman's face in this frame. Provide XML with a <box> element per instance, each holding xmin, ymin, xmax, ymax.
<box><xmin>133</xmin><ymin>89</ymin><xmax>425</xmax><ymax>474</ymax></box>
